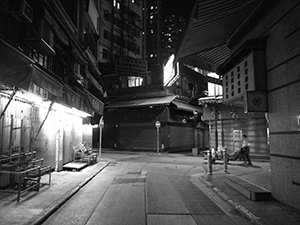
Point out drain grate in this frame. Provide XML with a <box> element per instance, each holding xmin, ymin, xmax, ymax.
<box><xmin>109</xmin><ymin>161</ymin><xmax>118</xmax><ymax>166</ymax></box>
<box><xmin>112</xmin><ymin>177</ymin><xmax>146</xmax><ymax>184</ymax></box>
<box><xmin>127</xmin><ymin>172</ymin><xmax>140</xmax><ymax>174</ymax></box>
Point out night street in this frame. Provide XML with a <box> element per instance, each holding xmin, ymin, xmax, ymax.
<box><xmin>42</xmin><ymin>153</ymin><xmax>251</xmax><ymax>225</ymax></box>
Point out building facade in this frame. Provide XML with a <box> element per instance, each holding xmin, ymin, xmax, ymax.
<box><xmin>176</xmin><ymin>0</ymin><xmax>300</xmax><ymax>211</ymax></box>
<box><xmin>99</xmin><ymin>0</ymin><xmax>148</xmax><ymax>95</ymax></box>
<box><xmin>0</xmin><ymin>0</ymin><xmax>104</xmax><ymax>183</ymax></box>
<box><xmin>144</xmin><ymin>0</ymin><xmax>163</xmax><ymax>86</ymax></box>
<box><xmin>161</xmin><ymin>15</ymin><xmax>186</xmax><ymax>64</ymax></box>
<box><xmin>225</xmin><ymin>0</ymin><xmax>300</xmax><ymax>210</ymax></box>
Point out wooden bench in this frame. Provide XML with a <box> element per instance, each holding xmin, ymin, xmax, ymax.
<box><xmin>73</xmin><ymin>142</ymin><xmax>97</xmax><ymax>165</ymax></box>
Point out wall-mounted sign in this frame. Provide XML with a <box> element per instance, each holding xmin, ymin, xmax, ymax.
<box><xmin>244</xmin><ymin>91</ymin><xmax>267</xmax><ymax>113</ymax></box>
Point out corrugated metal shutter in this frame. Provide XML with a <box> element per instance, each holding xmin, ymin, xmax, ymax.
<box><xmin>169</xmin><ymin>125</ymin><xmax>194</xmax><ymax>151</ymax></box>
<box><xmin>118</xmin><ymin>123</ymin><xmax>157</xmax><ymax>150</ymax></box>
<box><xmin>210</xmin><ymin>117</ymin><xmax>268</xmax><ymax>154</ymax></box>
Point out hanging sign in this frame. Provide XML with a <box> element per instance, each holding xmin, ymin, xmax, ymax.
<box><xmin>85</xmin><ymin>90</ymin><xmax>104</xmax><ymax>115</ymax></box>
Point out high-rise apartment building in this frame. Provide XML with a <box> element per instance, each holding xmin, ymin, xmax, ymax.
<box><xmin>144</xmin><ymin>0</ymin><xmax>162</xmax><ymax>86</ymax></box>
<box><xmin>99</xmin><ymin>0</ymin><xmax>147</xmax><ymax>95</ymax></box>
<box><xmin>161</xmin><ymin>15</ymin><xmax>186</xmax><ymax>63</ymax></box>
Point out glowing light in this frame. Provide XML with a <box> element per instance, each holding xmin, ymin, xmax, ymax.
<box><xmin>163</xmin><ymin>54</ymin><xmax>176</xmax><ymax>86</ymax></box>
<box><xmin>1</xmin><ymin>90</ymin><xmax>91</xmax><ymax>118</ymax></box>
<box><xmin>52</xmin><ymin>103</ymin><xmax>92</xmax><ymax>118</ymax></box>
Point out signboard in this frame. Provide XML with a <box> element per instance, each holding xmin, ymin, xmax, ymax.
<box><xmin>115</xmin><ymin>56</ymin><xmax>147</xmax><ymax>77</ymax></box>
<box><xmin>28</xmin><ymin>83</ymin><xmax>49</xmax><ymax>100</ymax></box>
<box><xmin>85</xmin><ymin>90</ymin><xmax>104</xmax><ymax>115</ymax></box>
<box><xmin>244</xmin><ymin>91</ymin><xmax>267</xmax><ymax>113</ymax></box>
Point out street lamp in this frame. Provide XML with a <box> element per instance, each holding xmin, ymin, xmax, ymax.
<box><xmin>98</xmin><ymin>116</ymin><xmax>104</xmax><ymax>161</ymax></box>
<box><xmin>155</xmin><ymin>121</ymin><xmax>161</xmax><ymax>155</ymax></box>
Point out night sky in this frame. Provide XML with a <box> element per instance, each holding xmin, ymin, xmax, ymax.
<box><xmin>162</xmin><ymin>0</ymin><xmax>196</xmax><ymax>20</ymax></box>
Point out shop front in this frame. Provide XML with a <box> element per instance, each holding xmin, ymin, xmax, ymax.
<box><xmin>0</xmin><ymin>39</ymin><xmax>103</xmax><ymax>192</ymax></box>
<box><xmin>103</xmin><ymin>95</ymin><xmax>208</xmax><ymax>152</ymax></box>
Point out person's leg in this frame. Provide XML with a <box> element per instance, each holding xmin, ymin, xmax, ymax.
<box><xmin>244</xmin><ymin>147</ymin><xmax>252</xmax><ymax>165</ymax></box>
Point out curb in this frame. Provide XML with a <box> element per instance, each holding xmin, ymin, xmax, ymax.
<box><xmin>198</xmin><ymin>175</ymin><xmax>267</xmax><ymax>225</ymax></box>
<box><xmin>26</xmin><ymin>161</ymin><xmax>110</xmax><ymax>225</ymax></box>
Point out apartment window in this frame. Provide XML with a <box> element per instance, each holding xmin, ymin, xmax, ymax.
<box><xmin>103</xmin><ymin>29</ymin><xmax>109</xmax><ymax>40</ymax></box>
<box><xmin>113</xmin><ymin>0</ymin><xmax>120</xmax><ymax>9</ymax></box>
<box><xmin>103</xmin><ymin>48</ymin><xmax>108</xmax><ymax>59</ymax></box>
<box><xmin>128</xmin><ymin>76</ymin><xmax>143</xmax><ymax>87</ymax></box>
<box><xmin>104</xmin><ymin>10</ymin><xmax>109</xmax><ymax>21</ymax></box>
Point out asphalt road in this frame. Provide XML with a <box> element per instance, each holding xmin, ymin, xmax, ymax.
<box><xmin>42</xmin><ymin>153</ymin><xmax>251</xmax><ymax>225</ymax></box>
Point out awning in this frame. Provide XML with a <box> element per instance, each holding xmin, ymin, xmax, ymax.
<box><xmin>85</xmin><ymin>89</ymin><xmax>104</xmax><ymax>115</ymax></box>
<box><xmin>30</xmin><ymin>65</ymin><xmax>63</xmax><ymax>97</ymax></box>
<box><xmin>105</xmin><ymin>95</ymin><xmax>178</xmax><ymax>109</ymax></box>
<box><xmin>0</xmin><ymin>39</ymin><xmax>34</xmax><ymax>90</ymax></box>
<box><xmin>86</xmin><ymin>70</ymin><xmax>103</xmax><ymax>94</ymax></box>
<box><xmin>175</xmin><ymin>0</ymin><xmax>261</xmax><ymax>72</ymax></box>
<box><xmin>0</xmin><ymin>39</ymin><xmax>63</xmax><ymax>97</ymax></box>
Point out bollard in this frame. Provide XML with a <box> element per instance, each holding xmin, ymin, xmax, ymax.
<box><xmin>223</xmin><ymin>147</ymin><xmax>228</xmax><ymax>172</ymax></box>
<box><xmin>207</xmin><ymin>149</ymin><xmax>213</xmax><ymax>175</ymax></box>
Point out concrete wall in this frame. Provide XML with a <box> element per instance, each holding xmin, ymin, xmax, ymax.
<box><xmin>230</xmin><ymin>0</ymin><xmax>300</xmax><ymax>210</ymax></box>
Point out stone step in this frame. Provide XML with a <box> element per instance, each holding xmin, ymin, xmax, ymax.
<box><xmin>224</xmin><ymin>174</ymin><xmax>272</xmax><ymax>201</ymax></box>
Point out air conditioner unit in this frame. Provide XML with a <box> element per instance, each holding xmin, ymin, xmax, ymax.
<box><xmin>9</xmin><ymin>0</ymin><xmax>33</xmax><ymax>23</ymax></box>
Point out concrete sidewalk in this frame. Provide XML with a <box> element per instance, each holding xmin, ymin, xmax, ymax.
<box><xmin>1</xmin><ymin>152</ymin><xmax>300</xmax><ymax>225</ymax></box>
<box><xmin>198</xmin><ymin>158</ymin><xmax>300</xmax><ymax>225</ymax></box>
<box><xmin>0</xmin><ymin>160</ymin><xmax>110</xmax><ymax>225</ymax></box>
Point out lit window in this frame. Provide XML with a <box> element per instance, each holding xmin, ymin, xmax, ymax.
<box><xmin>208</xmin><ymin>83</ymin><xmax>223</xmax><ymax>96</ymax></box>
<box><xmin>128</xmin><ymin>76</ymin><xmax>143</xmax><ymax>87</ymax></box>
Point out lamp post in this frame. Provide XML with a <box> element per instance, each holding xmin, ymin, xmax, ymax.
<box><xmin>155</xmin><ymin>121</ymin><xmax>161</xmax><ymax>155</ymax></box>
<box><xmin>193</xmin><ymin>110</ymin><xmax>198</xmax><ymax>156</ymax></box>
<box><xmin>211</xmin><ymin>106</ymin><xmax>219</xmax><ymax>152</ymax></box>
<box><xmin>98</xmin><ymin>116</ymin><xmax>104</xmax><ymax>161</ymax></box>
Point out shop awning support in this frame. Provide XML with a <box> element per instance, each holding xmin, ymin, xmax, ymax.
<box><xmin>32</xmin><ymin>101</ymin><xmax>55</xmax><ymax>143</ymax></box>
<box><xmin>0</xmin><ymin>87</ymin><xmax>18</xmax><ymax>120</ymax></box>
